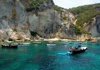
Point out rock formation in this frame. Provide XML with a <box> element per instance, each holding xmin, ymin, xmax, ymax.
<box><xmin>0</xmin><ymin>0</ymin><xmax>30</xmax><ymax>41</ymax></box>
<box><xmin>0</xmin><ymin>0</ymin><xmax>76</xmax><ymax>41</ymax></box>
<box><xmin>83</xmin><ymin>15</ymin><xmax>100</xmax><ymax>37</ymax></box>
<box><xmin>0</xmin><ymin>0</ymin><xmax>99</xmax><ymax>41</ymax></box>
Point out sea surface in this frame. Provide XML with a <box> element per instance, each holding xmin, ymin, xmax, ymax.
<box><xmin>0</xmin><ymin>41</ymin><xmax>100</xmax><ymax>70</ymax></box>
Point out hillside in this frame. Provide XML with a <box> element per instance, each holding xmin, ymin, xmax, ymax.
<box><xmin>0</xmin><ymin>0</ymin><xmax>76</xmax><ymax>42</ymax></box>
<box><xmin>68</xmin><ymin>3</ymin><xmax>100</xmax><ymax>27</ymax></box>
<box><xmin>0</xmin><ymin>0</ymin><xmax>100</xmax><ymax>42</ymax></box>
<box><xmin>68</xmin><ymin>3</ymin><xmax>100</xmax><ymax>37</ymax></box>
<box><xmin>54</xmin><ymin>3</ymin><xmax>100</xmax><ymax>37</ymax></box>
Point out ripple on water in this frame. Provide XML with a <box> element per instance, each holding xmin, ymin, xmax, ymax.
<box><xmin>0</xmin><ymin>41</ymin><xmax>100</xmax><ymax>70</ymax></box>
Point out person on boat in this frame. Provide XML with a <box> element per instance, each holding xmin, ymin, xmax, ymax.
<box><xmin>77</xmin><ymin>42</ymin><xmax>82</xmax><ymax>48</ymax></box>
<box><xmin>69</xmin><ymin>46</ymin><xmax>74</xmax><ymax>52</ymax></box>
<box><xmin>78</xmin><ymin>45</ymin><xmax>81</xmax><ymax>48</ymax></box>
<box><xmin>9</xmin><ymin>43</ymin><xmax>12</xmax><ymax>47</ymax></box>
<box><xmin>74</xmin><ymin>45</ymin><xmax>81</xmax><ymax>50</ymax></box>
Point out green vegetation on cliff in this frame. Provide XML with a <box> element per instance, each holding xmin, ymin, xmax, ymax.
<box><xmin>20</xmin><ymin>0</ymin><xmax>47</xmax><ymax>11</ymax></box>
<box><xmin>74</xmin><ymin>25</ymin><xmax>89</xmax><ymax>35</ymax></box>
<box><xmin>53</xmin><ymin>4</ymin><xmax>97</xmax><ymax>35</ymax></box>
<box><xmin>68</xmin><ymin>3</ymin><xmax>100</xmax><ymax>27</ymax></box>
<box><xmin>53</xmin><ymin>5</ymin><xmax>61</xmax><ymax>12</ymax></box>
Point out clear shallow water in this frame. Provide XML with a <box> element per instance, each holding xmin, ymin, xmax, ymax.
<box><xmin>0</xmin><ymin>41</ymin><xmax>100</xmax><ymax>70</ymax></box>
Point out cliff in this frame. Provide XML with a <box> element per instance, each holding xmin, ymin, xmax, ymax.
<box><xmin>83</xmin><ymin>15</ymin><xmax>100</xmax><ymax>37</ymax></box>
<box><xmin>0</xmin><ymin>0</ymin><xmax>30</xmax><ymax>41</ymax></box>
<box><xmin>24</xmin><ymin>0</ymin><xmax>75</xmax><ymax>39</ymax></box>
<box><xmin>0</xmin><ymin>0</ymin><xmax>99</xmax><ymax>42</ymax></box>
<box><xmin>69</xmin><ymin>3</ymin><xmax>100</xmax><ymax>38</ymax></box>
<box><xmin>0</xmin><ymin>0</ymin><xmax>75</xmax><ymax>41</ymax></box>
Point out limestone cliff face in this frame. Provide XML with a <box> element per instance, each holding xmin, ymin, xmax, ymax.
<box><xmin>21</xmin><ymin>0</ymin><xmax>75</xmax><ymax>38</ymax></box>
<box><xmin>0</xmin><ymin>0</ymin><xmax>75</xmax><ymax>41</ymax></box>
<box><xmin>25</xmin><ymin>0</ymin><xmax>63</xmax><ymax>38</ymax></box>
<box><xmin>58</xmin><ymin>8</ymin><xmax>75</xmax><ymax>39</ymax></box>
<box><xmin>0</xmin><ymin>0</ymin><xmax>30</xmax><ymax>41</ymax></box>
<box><xmin>29</xmin><ymin>9</ymin><xmax>62</xmax><ymax>38</ymax></box>
<box><xmin>28</xmin><ymin>0</ymin><xmax>75</xmax><ymax>39</ymax></box>
<box><xmin>83</xmin><ymin>15</ymin><xmax>100</xmax><ymax>37</ymax></box>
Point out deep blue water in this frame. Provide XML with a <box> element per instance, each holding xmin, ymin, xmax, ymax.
<box><xmin>0</xmin><ymin>41</ymin><xmax>100</xmax><ymax>70</ymax></box>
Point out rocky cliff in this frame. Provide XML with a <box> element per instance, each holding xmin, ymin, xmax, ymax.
<box><xmin>0</xmin><ymin>0</ymin><xmax>75</xmax><ymax>41</ymax></box>
<box><xmin>69</xmin><ymin>4</ymin><xmax>100</xmax><ymax>38</ymax></box>
<box><xmin>0</xmin><ymin>0</ymin><xmax>30</xmax><ymax>41</ymax></box>
<box><xmin>83</xmin><ymin>15</ymin><xmax>100</xmax><ymax>37</ymax></box>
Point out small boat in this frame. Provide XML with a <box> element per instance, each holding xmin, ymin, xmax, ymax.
<box><xmin>47</xmin><ymin>44</ymin><xmax>56</xmax><ymax>46</ymax></box>
<box><xmin>58</xmin><ymin>47</ymin><xmax>87</xmax><ymax>56</ymax></box>
<box><xmin>18</xmin><ymin>43</ymin><xmax>30</xmax><ymax>46</ymax></box>
<box><xmin>1</xmin><ymin>44</ymin><xmax>18</xmax><ymax>49</ymax></box>
<box><xmin>67</xmin><ymin>46</ymin><xmax>87</xmax><ymax>55</ymax></box>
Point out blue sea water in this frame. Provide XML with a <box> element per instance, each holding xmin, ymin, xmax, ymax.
<box><xmin>0</xmin><ymin>41</ymin><xmax>100</xmax><ymax>70</ymax></box>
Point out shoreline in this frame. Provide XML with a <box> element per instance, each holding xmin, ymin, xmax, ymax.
<box><xmin>0</xmin><ymin>38</ymin><xmax>100</xmax><ymax>44</ymax></box>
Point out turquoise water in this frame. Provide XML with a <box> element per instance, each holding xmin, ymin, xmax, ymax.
<box><xmin>0</xmin><ymin>41</ymin><xmax>100</xmax><ymax>70</ymax></box>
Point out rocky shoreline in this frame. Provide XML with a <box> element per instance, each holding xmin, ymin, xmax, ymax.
<box><xmin>0</xmin><ymin>36</ymin><xmax>100</xmax><ymax>44</ymax></box>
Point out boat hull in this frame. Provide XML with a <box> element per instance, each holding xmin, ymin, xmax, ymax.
<box><xmin>1</xmin><ymin>45</ymin><xmax>18</xmax><ymax>49</ymax></box>
<box><xmin>57</xmin><ymin>47</ymin><xmax>87</xmax><ymax>56</ymax></box>
<box><xmin>70</xmin><ymin>47</ymin><xmax>87</xmax><ymax>55</ymax></box>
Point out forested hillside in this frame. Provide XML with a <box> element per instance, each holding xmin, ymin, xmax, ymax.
<box><xmin>68</xmin><ymin>3</ymin><xmax>100</xmax><ymax>27</ymax></box>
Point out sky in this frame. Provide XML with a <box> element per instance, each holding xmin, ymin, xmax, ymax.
<box><xmin>53</xmin><ymin>0</ymin><xmax>100</xmax><ymax>9</ymax></box>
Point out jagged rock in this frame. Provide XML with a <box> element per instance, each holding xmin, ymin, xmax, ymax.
<box><xmin>0</xmin><ymin>0</ymin><xmax>76</xmax><ymax>40</ymax></box>
<box><xmin>29</xmin><ymin>9</ymin><xmax>62</xmax><ymax>38</ymax></box>
<box><xmin>96</xmin><ymin>15</ymin><xmax>100</xmax><ymax>33</ymax></box>
<box><xmin>39</xmin><ymin>0</ymin><xmax>54</xmax><ymax>11</ymax></box>
<box><xmin>0</xmin><ymin>0</ymin><xmax>30</xmax><ymax>41</ymax></box>
<box><xmin>83</xmin><ymin>15</ymin><xmax>100</xmax><ymax>37</ymax></box>
<box><xmin>10</xmin><ymin>32</ymin><xmax>25</xmax><ymax>40</ymax></box>
<box><xmin>2</xmin><ymin>0</ymin><xmax>99</xmax><ymax>41</ymax></box>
